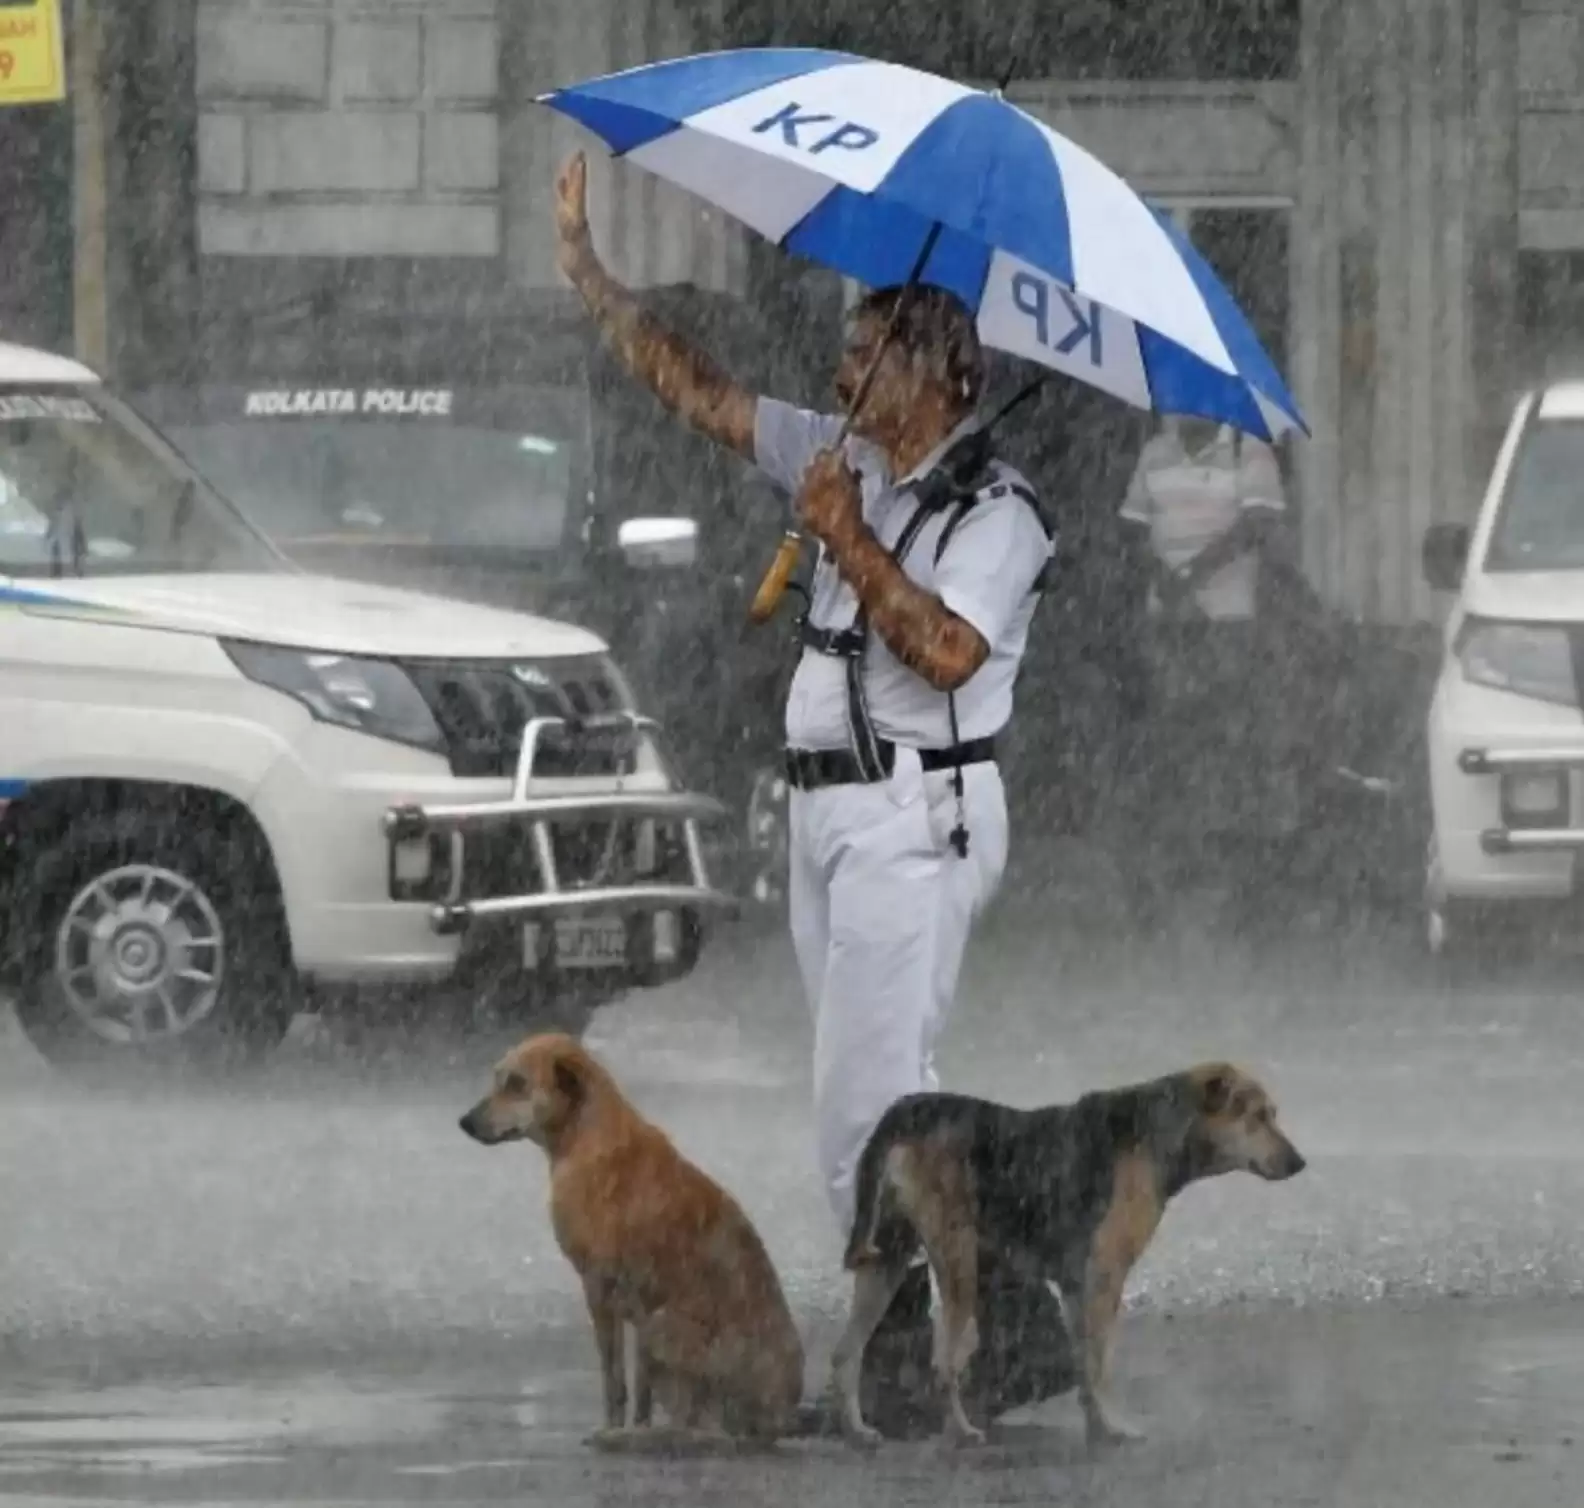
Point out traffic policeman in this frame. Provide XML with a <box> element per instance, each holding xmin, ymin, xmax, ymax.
<box><xmin>553</xmin><ymin>150</ymin><xmax>1069</xmax><ymax>1432</ymax></box>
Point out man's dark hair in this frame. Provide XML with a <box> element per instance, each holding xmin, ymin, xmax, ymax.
<box><xmin>852</xmin><ymin>283</ymin><xmax>984</xmax><ymax>407</ymax></box>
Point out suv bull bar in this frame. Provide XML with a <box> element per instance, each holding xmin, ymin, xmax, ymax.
<box><xmin>1460</xmin><ymin>745</ymin><xmax>1584</xmax><ymax>855</ymax></box>
<box><xmin>382</xmin><ymin>713</ymin><xmax>739</xmax><ymax>936</ymax></box>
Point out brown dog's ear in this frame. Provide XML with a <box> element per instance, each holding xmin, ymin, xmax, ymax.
<box><xmin>553</xmin><ymin>1055</ymin><xmax>584</xmax><ymax>1104</ymax></box>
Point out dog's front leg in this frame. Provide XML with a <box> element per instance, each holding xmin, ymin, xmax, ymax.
<box><xmin>582</xmin><ymin>1276</ymin><xmax>627</xmax><ymax>1429</ymax></box>
<box><xmin>632</xmin><ymin>1331</ymin><xmax>654</xmax><ymax>1427</ymax></box>
<box><xmin>1056</xmin><ymin>1261</ymin><xmax>1140</xmax><ymax>1450</ymax></box>
<box><xmin>1060</xmin><ymin>1153</ymin><xmax>1159</xmax><ymax>1449</ymax></box>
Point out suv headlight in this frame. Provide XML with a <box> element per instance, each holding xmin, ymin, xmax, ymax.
<box><xmin>1456</xmin><ymin>618</ymin><xmax>1578</xmax><ymax>707</ymax></box>
<box><xmin>222</xmin><ymin>640</ymin><xmax>445</xmax><ymax>752</ymax></box>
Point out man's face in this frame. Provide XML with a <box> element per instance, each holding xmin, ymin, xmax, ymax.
<box><xmin>834</xmin><ymin>310</ymin><xmax>921</xmax><ymax>435</ymax></box>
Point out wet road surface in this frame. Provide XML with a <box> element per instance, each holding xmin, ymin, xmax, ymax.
<box><xmin>7</xmin><ymin>879</ymin><xmax>1584</xmax><ymax>1504</ymax></box>
<box><xmin>5</xmin><ymin>1303</ymin><xmax>1584</xmax><ymax>1507</ymax></box>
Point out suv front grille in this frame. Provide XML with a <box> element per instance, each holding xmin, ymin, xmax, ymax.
<box><xmin>399</xmin><ymin>656</ymin><xmax>634</xmax><ymax>779</ymax></box>
<box><xmin>464</xmin><ymin>819</ymin><xmax>694</xmax><ymax>896</ymax></box>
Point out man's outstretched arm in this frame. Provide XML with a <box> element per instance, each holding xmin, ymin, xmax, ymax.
<box><xmin>556</xmin><ymin>151</ymin><xmax>757</xmax><ymax>461</ymax></box>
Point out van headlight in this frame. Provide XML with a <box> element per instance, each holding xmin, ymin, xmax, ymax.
<box><xmin>1457</xmin><ymin>618</ymin><xmax>1578</xmax><ymax>707</ymax></box>
<box><xmin>222</xmin><ymin>640</ymin><xmax>445</xmax><ymax>752</ymax></box>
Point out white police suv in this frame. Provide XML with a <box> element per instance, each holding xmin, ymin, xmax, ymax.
<box><xmin>0</xmin><ymin>342</ymin><xmax>732</xmax><ymax>1074</ymax></box>
<box><xmin>1423</xmin><ymin>380</ymin><xmax>1584</xmax><ymax>961</ymax></box>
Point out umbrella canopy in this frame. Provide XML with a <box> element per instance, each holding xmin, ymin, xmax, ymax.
<box><xmin>539</xmin><ymin>48</ymin><xmax>1306</xmax><ymax>442</ymax></box>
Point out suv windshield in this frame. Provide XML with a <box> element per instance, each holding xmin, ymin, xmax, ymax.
<box><xmin>0</xmin><ymin>386</ymin><xmax>283</xmax><ymax>577</ymax></box>
<box><xmin>1488</xmin><ymin>416</ymin><xmax>1584</xmax><ymax>570</ymax></box>
<box><xmin>156</xmin><ymin>384</ymin><xmax>587</xmax><ymax>558</ymax></box>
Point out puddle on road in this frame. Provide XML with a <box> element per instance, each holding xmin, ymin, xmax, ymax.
<box><xmin>0</xmin><ymin>1374</ymin><xmax>585</xmax><ymax>1481</ymax></box>
<box><xmin>1476</xmin><ymin>1331</ymin><xmax>1584</xmax><ymax>1432</ymax></box>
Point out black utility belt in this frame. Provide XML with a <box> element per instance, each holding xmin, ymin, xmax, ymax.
<box><xmin>783</xmin><ymin>737</ymin><xmax>997</xmax><ymax>792</ymax></box>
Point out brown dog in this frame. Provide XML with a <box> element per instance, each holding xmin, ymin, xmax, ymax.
<box><xmin>826</xmin><ymin>1062</ymin><xmax>1306</xmax><ymax>1449</ymax></box>
<box><xmin>459</xmin><ymin>1032</ymin><xmax>805</xmax><ymax>1449</ymax></box>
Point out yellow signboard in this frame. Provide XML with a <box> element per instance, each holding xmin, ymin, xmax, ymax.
<box><xmin>0</xmin><ymin>0</ymin><xmax>65</xmax><ymax>107</ymax></box>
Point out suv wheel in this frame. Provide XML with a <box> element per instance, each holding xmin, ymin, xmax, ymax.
<box><xmin>11</xmin><ymin>813</ymin><xmax>297</xmax><ymax>1076</ymax></box>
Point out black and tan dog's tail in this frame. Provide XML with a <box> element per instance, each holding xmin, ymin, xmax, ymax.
<box><xmin>842</xmin><ymin>1121</ymin><xmax>898</xmax><ymax>1271</ymax></box>
<box><xmin>844</xmin><ymin>1093</ymin><xmax>967</xmax><ymax>1270</ymax></box>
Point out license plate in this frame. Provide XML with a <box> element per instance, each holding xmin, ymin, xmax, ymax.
<box><xmin>526</xmin><ymin>916</ymin><xmax>629</xmax><ymax>970</ymax></box>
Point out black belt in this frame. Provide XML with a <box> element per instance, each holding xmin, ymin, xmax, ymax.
<box><xmin>783</xmin><ymin>737</ymin><xmax>997</xmax><ymax>792</ymax></box>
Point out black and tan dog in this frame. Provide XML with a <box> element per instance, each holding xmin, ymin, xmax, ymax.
<box><xmin>823</xmin><ymin>1062</ymin><xmax>1305</xmax><ymax>1449</ymax></box>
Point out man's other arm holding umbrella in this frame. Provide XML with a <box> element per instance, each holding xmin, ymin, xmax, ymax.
<box><xmin>555</xmin><ymin>152</ymin><xmax>988</xmax><ymax>691</ymax></box>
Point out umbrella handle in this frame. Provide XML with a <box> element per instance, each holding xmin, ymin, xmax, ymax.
<box><xmin>748</xmin><ymin>530</ymin><xmax>805</xmax><ymax>624</ymax></box>
<box><xmin>744</xmin><ymin>328</ymin><xmax>888</xmax><ymax>624</ymax></box>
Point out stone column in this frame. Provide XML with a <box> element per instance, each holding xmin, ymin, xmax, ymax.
<box><xmin>1294</xmin><ymin>0</ymin><xmax>1519</xmax><ymax>626</ymax></box>
<box><xmin>1466</xmin><ymin>0</ymin><xmax>1521</xmax><ymax>486</ymax></box>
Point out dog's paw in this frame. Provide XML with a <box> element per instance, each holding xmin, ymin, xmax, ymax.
<box><xmin>942</xmin><ymin>1414</ymin><xmax>987</xmax><ymax>1449</ymax></box>
<box><xmin>585</xmin><ymin>1426</ymin><xmax>638</xmax><ymax>1452</ymax></box>
<box><xmin>1084</xmin><ymin>1410</ymin><xmax>1145</xmax><ymax>1450</ymax></box>
<box><xmin>842</xmin><ymin>1423</ymin><xmax>884</xmax><ymax>1452</ymax></box>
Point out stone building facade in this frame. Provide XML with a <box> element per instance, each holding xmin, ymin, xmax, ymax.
<box><xmin>11</xmin><ymin>0</ymin><xmax>1582</xmax><ymax>625</ymax></box>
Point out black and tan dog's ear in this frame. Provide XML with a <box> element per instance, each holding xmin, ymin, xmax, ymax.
<box><xmin>1199</xmin><ymin>1067</ymin><xmax>1235</xmax><ymax>1115</ymax></box>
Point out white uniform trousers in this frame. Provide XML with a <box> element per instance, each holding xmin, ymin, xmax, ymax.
<box><xmin>788</xmin><ymin>743</ymin><xmax>1009</xmax><ymax>1236</ymax></box>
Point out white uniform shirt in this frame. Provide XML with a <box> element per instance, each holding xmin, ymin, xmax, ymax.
<box><xmin>1120</xmin><ymin>421</ymin><xmax>1285</xmax><ymax>621</ymax></box>
<box><xmin>754</xmin><ymin>397</ymin><xmax>1053</xmax><ymax>751</ymax></box>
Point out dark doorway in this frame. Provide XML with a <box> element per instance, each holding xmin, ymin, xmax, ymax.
<box><xmin>0</xmin><ymin>101</ymin><xmax>73</xmax><ymax>353</ymax></box>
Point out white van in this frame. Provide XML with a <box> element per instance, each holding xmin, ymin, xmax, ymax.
<box><xmin>0</xmin><ymin>342</ymin><xmax>733</xmax><ymax>1073</ymax></box>
<box><xmin>1423</xmin><ymin>380</ymin><xmax>1584</xmax><ymax>959</ymax></box>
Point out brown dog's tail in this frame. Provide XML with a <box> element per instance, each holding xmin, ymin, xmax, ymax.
<box><xmin>842</xmin><ymin>1121</ymin><xmax>897</xmax><ymax>1271</ymax></box>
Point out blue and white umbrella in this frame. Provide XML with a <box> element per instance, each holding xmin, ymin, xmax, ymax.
<box><xmin>540</xmin><ymin>47</ymin><xmax>1306</xmax><ymax>441</ymax></box>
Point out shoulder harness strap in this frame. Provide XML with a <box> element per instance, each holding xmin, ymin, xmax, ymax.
<box><xmin>932</xmin><ymin>469</ymin><xmax>1055</xmax><ymax>596</ymax></box>
<box><xmin>836</xmin><ymin>493</ymin><xmax>940</xmax><ymax>781</ymax></box>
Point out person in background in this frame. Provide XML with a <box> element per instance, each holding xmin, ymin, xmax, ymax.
<box><xmin>1115</xmin><ymin>414</ymin><xmax>1304</xmax><ymax>926</ymax></box>
<box><xmin>1121</xmin><ymin>413</ymin><xmax>1286</xmax><ymax>623</ymax></box>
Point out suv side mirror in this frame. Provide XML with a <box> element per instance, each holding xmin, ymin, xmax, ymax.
<box><xmin>617</xmin><ymin>516</ymin><xmax>698</xmax><ymax>570</ymax></box>
<box><xmin>1421</xmin><ymin>522</ymin><xmax>1470</xmax><ymax>593</ymax></box>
